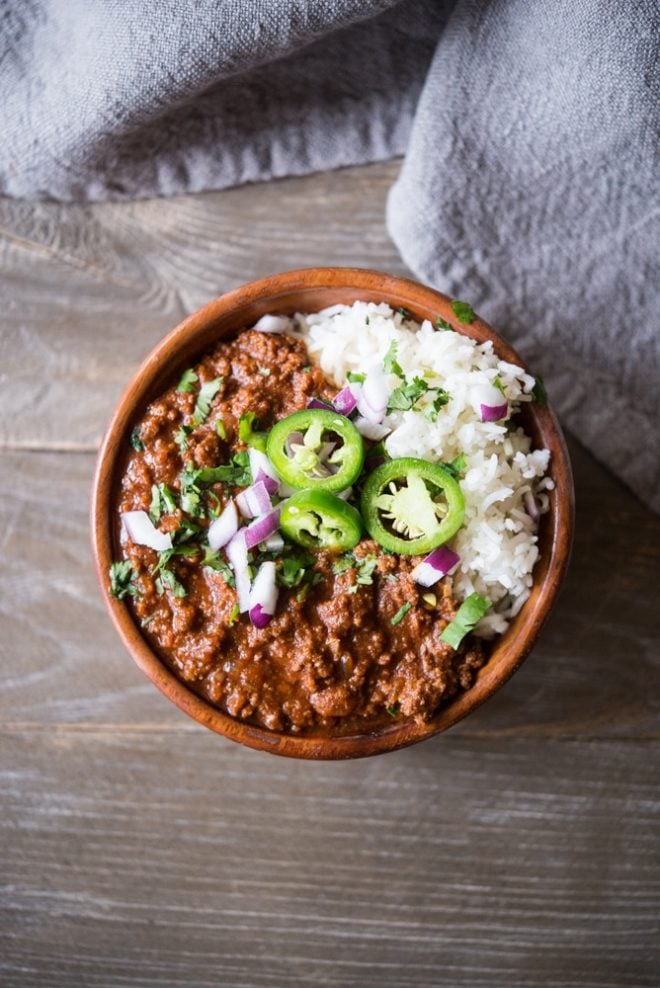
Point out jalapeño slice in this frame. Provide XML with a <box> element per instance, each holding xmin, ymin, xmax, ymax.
<box><xmin>361</xmin><ymin>457</ymin><xmax>464</xmax><ymax>555</ymax></box>
<box><xmin>266</xmin><ymin>409</ymin><xmax>364</xmax><ymax>493</ymax></box>
<box><xmin>280</xmin><ymin>490</ymin><xmax>362</xmax><ymax>552</ymax></box>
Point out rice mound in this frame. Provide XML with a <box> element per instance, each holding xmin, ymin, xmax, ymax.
<box><xmin>290</xmin><ymin>301</ymin><xmax>553</xmax><ymax>637</ymax></box>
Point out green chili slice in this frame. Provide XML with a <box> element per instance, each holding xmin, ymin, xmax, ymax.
<box><xmin>360</xmin><ymin>457</ymin><xmax>465</xmax><ymax>555</ymax></box>
<box><xmin>280</xmin><ymin>490</ymin><xmax>362</xmax><ymax>552</ymax></box>
<box><xmin>266</xmin><ymin>409</ymin><xmax>364</xmax><ymax>493</ymax></box>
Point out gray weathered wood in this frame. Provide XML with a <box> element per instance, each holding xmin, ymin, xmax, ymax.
<box><xmin>0</xmin><ymin>162</ymin><xmax>658</xmax><ymax>987</ymax></box>
<box><xmin>0</xmin><ymin>733</ymin><xmax>657</xmax><ymax>988</ymax></box>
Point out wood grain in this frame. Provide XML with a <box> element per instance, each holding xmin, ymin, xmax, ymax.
<box><xmin>0</xmin><ymin>162</ymin><xmax>406</xmax><ymax>450</ymax></box>
<box><xmin>1</xmin><ymin>443</ymin><xmax>657</xmax><ymax>738</ymax></box>
<box><xmin>0</xmin><ymin>161</ymin><xmax>658</xmax><ymax>985</ymax></box>
<box><xmin>1</xmin><ymin>733</ymin><xmax>658</xmax><ymax>988</ymax></box>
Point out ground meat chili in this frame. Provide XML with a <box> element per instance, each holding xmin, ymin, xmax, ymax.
<box><xmin>113</xmin><ymin>329</ymin><xmax>485</xmax><ymax>735</ymax></box>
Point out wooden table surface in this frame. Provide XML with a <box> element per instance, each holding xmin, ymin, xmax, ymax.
<box><xmin>1</xmin><ymin>162</ymin><xmax>658</xmax><ymax>988</ymax></box>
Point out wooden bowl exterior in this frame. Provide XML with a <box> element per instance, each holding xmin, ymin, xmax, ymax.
<box><xmin>91</xmin><ymin>267</ymin><xmax>574</xmax><ymax>759</ymax></box>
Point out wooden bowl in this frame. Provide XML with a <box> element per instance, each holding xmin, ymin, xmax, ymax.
<box><xmin>91</xmin><ymin>267</ymin><xmax>574</xmax><ymax>759</ymax></box>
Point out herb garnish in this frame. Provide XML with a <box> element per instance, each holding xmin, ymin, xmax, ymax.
<box><xmin>149</xmin><ymin>483</ymin><xmax>177</xmax><ymax>524</ymax></box>
<box><xmin>175</xmin><ymin>423</ymin><xmax>192</xmax><ymax>454</ymax></box>
<box><xmin>129</xmin><ymin>428</ymin><xmax>144</xmax><ymax>451</ymax></box>
<box><xmin>434</xmin><ymin>316</ymin><xmax>452</xmax><ymax>331</ymax></box>
<box><xmin>228</xmin><ymin>602</ymin><xmax>240</xmax><ymax>626</ymax></box>
<box><xmin>109</xmin><ymin>561</ymin><xmax>139</xmax><ymax>600</ymax></box>
<box><xmin>423</xmin><ymin>389</ymin><xmax>451</xmax><ymax>422</ymax></box>
<box><xmin>443</xmin><ymin>453</ymin><xmax>467</xmax><ymax>479</ymax></box>
<box><xmin>216</xmin><ymin>419</ymin><xmax>228</xmax><ymax>441</ymax></box>
<box><xmin>192</xmin><ymin>377</ymin><xmax>222</xmax><ymax>427</ymax></box>
<box><xmin>532</xmin><ymin>375</ymin><xmax>548</xmax><ymax>405</ymax></box>
<box><xmin>397</xmin><ymin>306</ymin><xmax>412</xmax><ymax>319</ymax></box>
<box><xmin>440</xmin><ymin>592</ymin><xmax>491</xmax><ymax>648</ymax></box>
<box><xmin>383</xmin><ymin>340</ymin><xmax>404</xmax><ymax>377</ymax></box>
<box><xmin>333</xmin><ymin>552</ymin><xmax>378</xmax><ymax>586</ymax></box>
<box><xmin>155</xmin><ymin>568</ymin><xmax>187</xmax><ymax>598</ymax></box>
<box><xmin>451</xmin><ymin>300</ymin><xmax>476</xmax><ymax>324</ymax></box>
<box><xmin>238</xmin><ymin>411</ymin><xmax>268</xmax><ymax>452</ymax></box>
<box><xmin>177</xmin><ymin>368</ymin><xmax>198</xmax><ymax>393</ymax></box>
<box><xmin>202</xmin><ymin>547</ymin><xmax>236</xmax><ymax>586</ymax></box>
<box><xmin>387</xmin><ymin>376</ymin><xmax>429</xmax><ymax>412</ymax></box>
<box><xmin>390</xmin><ymin>602</ymin><xmax>412</xmax><ymax>626</ymax></box>
<box><xmin>386</xmin><ymin>703</ymin><xmax>400</xmax><ymax>718</ymax></box>
<box><xmin>347</xmin><ymin>371</ymin><xmax>366</xmax><ymax>383</ymax></box>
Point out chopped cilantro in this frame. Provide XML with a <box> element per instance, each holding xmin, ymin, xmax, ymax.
<box><xmin>423</xmin><ymin>389</ymin><xmax>451</xmax><ymax>422</ymax></box>
<box><xmin>108</xmin><ymin>561</ymin><xmax>139</xmax><ymax>600</ymax></box>
<box><xmin>228</xmin><ymin>602</ymin><xmax>240</xmax><ymax>626</ymax></box>
<box><xmin>216</xmin><ymin>419</ymin><xmax>228</xmax><ymax>441</ymax></box>
<box><xmin>238</xmin><ymin>411</ymin><xmax>268</xmax><ymax>452</ymax></box>
<box><xmin>347</xmin><ymin>371</ymin><xmax>366</xmax><ymax>384</ymax></box>
<box><xmin>194</xmin><ymin>451</ymin><xmax>252</xmax><ymax>488</ymax></box>
<box><xmin>397</xmin><ymin>306</ymin><xmax>412</xmax><ymax>319</ymax></box>
<box><xmin>532</xmin><ymin>374</ymin><xmax>548</xmax><ymax>405</ymax></box>
<box><xmin>332</xmin><ymin>555</ymin><xmax>354</xmax><ymax>575</ymax></box>
<box><xmin>155</xmin><ymin>567</ymin><xmax>187</xmax><ymax>598</ymax></box>
<box><xmin>434</xmin><ymin>316</ymin><xmax>452</xmax><ymax>331</ymax></box>
<box><xmin>387</xmin><ymin>375</ymin><xmax>429</xmax><ymax>412</ymax></box>
<box><xmin>451</xmin><ymin>299</ymin><xmax>476</xmax><ymax>324</ymax></box>
<box><xmin>386</xmin><ymin>703</ymin><xmax>400</xmax><ymax>718</ymax></box>
<box><xmin>390</xmin><ymin>602</ymin><xmax>412</xmax><ymax>626</ymax></box>
<box><xmin>192</xmin><ymin>377</ymin><xmax>222</xmax><ymax>427</ymax></box>
<box><xmin>333</xmin><ymin>552</ymin><xmax>378</xmax><ymax>586</ymax></box>
<box><xmin>176</xmin><ymin>368</ymin><xmax>198</xmax><ymax>393</ymax></box>
<box><xmin>149</xmin><ymin>483</ymin><xmax>176</xmax><ymax>524</ymax></box>
<box><xmin>175</xmin><ymin>423</ymin><xmax>192</xmax><ymax>454</ymax></box>
<box><xmin>151</xmin><ymin>544</ymin><xmax>198</xmax><ymax>576</ymax></box>
<box><xmin>440</xmin><ymin>593</ymin><xmax>491</xmax><ymax>649</ymax></box>
<box><xmin>443</xmin><ymin>453</ymin><xmax>467</xmax><ymax>479</ymax></box>
<box><xmin>129</xmin><ymin>428</ymin><xmax>144</xmax><ymax>452</ymax></box>
<box><xmin>172</xmin><ymin>518</ymin><xmax>203</xmax><ymax>545</ymax></box>
<box><xmin>202</xmin><ymin>547</ymin><xmax>236</xmax><ymax>586</ymax></box>
<box><xmin>277</xmin><ymin>551</ymin><xmax>316</xmax><ymax>589</ymax></box>
<box><xmin>383</xmin><ymin>340</ymin><xmax>404</xmax><ymax>378</ymax></box>
<box><xmin>493</xmin><ymin>375</ymin><xmax>505</xmax><ymax>395</ymax></box>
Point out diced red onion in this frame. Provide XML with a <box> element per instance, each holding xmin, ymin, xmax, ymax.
<box><xmin>412</xmin><ymin>546</ymin><xmax>460</xmax><ymax>587</ymax></box>
<box><xmin>249</xmin><ymin>561</ymin><xmax>278</xmax><ymax>628</ymax></box>
<box><xmin>252</xmin><ymin>314</ymin><xmax>290</xmax><ymax>334</ymax></box>
<box><xmin>244</xmin><ymin>508</ymin><xmax>281</xmax><ymax>549</ymax></box>
<box><xmin>121</xmin><ymin>511</ymin><xmax>172</xmax><ymax>552</ymax></box>
<box><xmin>473</xmin><ymin>383</ymin><xmax>508</xmax><ymax>422</ymax></box>
<box><xmin>236</xmin><ymin>480</ymin><xmax>272</xmax><ymax>519</ymax></box>
<box><xmin>225</xmin><ymin>531</ymin><xmax>251</xmax><ymax>612</ymax></box>
<box><xmin>333</xmin><ymin>385</ymin><xmax>358</xmax><ymax>416</ymax></box>
<box><xmin>207</xmin><ymin>500</ymin><xmax>238</xmax><ymax>550</ymax></box>
<box><xmin>248</xmin><ymin>448</ymin><xmax>279</xmax><ymax>495</ymax></box>
<box><xmin>354</xmin><ymin>416</ymin><xmax>391</xmax><ymax>441</ymax></box>
<box><xmin>264</xmin><ymin>532</ymin><xmax>285</xmax><ymax>551</ymax></box>
<box><xmin>307</xmin><ymin>397</ymin><xmax>334</xmax><ymax>412</ymax></box>
<box><xmin>358</xmin><ymin>367</ymin><xmax>389</xmax><ymax>423</ymax></box>
<box><xmin>524</xmin><ymin>491</ymin><xmax>540</xmax><ymax>522</ymax></box>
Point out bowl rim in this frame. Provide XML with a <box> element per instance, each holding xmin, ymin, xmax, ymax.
<box><xmin>90</xmin><ymin>266</ymin><xmax>574</xmax><ymax>760</ymax></box>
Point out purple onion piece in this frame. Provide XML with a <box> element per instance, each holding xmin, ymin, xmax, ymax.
<box><xmin>412</xmin><ymin>546</ymin><xmax>460</xmax><ymax>587</ymax></box>
<box><xmin>480</xmin><ymin>402</ymin><xmax>508</xmax><ymax>423</ymax></box>
<box><xmin>244</xmin><ymin>509</ymin><xmax>281</xmax><ymax>549</ymax></box>
<box><xmin>307</xmin><ymin>397</ymin><xmax>334</xmax><ymax>412</ymax></box>
<box><xmin>249</xmin><ymin>604</ymin><xmax>273</xmax><ymax>629</ymax></box>
<box><xmin>333</xmin><ymin>385</ymin><xmax>358</xmax><ymax>416</ymax></box>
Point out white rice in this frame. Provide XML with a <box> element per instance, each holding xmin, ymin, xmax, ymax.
<box><xmin>288</xmin><ymin>300</ymin><xmax>553</xmax><ymax>637</ymax></box>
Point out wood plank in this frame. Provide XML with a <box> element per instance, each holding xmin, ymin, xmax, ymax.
<box><xmin>0</xmin><ymin>162</ymin><xmax>407</xmax><ymax>450</ymax></box>
<box><xmin>1</xmin><ymin>445</ymin><xmax>657</xmax><ymax>738</ymax></box>
<box><xmin>0</xmin><ymin>732</ymin><xmax>657</xmax><ymax>987</ymax></box>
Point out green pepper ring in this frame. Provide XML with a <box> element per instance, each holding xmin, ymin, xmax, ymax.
<box><xmin>266</xmin><ymin>409</ymin><xmax>365</xmax><ymax>493</ymax></box>
<box><xmin>280</xmin><ymin>489</ymin><xmax>362</xmax><ymax>552</ymax></box>
<box><xmin>360</xmin><ymin>457</ymin><xmax>465</xmax><ymax>555</ymax></box>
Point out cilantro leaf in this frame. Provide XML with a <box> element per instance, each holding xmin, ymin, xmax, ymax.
<box><xmin>192</xmin><ymin>377</ymin><xmax>222</xmax><ymax>427</ymax></box>
<box><xmin>228</xmin><ymin>602</ymin><xmax>240</xmax><ymax>626</ymax></box>
<box><xmin>108</xmin><ymin>561</ymin><xmax>139</xmax><ymax>600</ymax></box>
<box><xmin>423</xmin><ymin>389</ymin><xmax>451</xmax><ymax>422</ymax></box>
<box><xmin>443</xmin><ymin>453</ymin><xmax>467</xmax><ymax>479</ymax></box>
<box><xmin>276</xmin><ymin>551</ymin><xmax>316</xmax><ymax>589</ymax></box>
<box><xmin>177</xmin><ymin>368</ymin><xmax>198</xmax><ymax>393</ymax></box>
<box><xmin>434</xmin><ymin>316</ymin><xmax>452</xmax><ymax>331</ymax></box>
<box><xmin>347</xmin><ymin>371</ymin><xmax>366</xmax><ymax>383</ymax></box>
<box><xmin>202</xmin><ymin>548</ymin><xmax>236</xmax><ymax>586</ymax></box>
<box><xmin>129</xmin><ymin>428</ymin><xmax>144</xmax><ymax>451</ymax></box>
<box><xmin>397</xmin><ymin>306</ymin><xmax>412</xmax><ymax>319</ymax></box>
<box><xmin>387</xmin><ymin>376</ymin><xmax>429</xmax><ymax>412</ymax></box>
<box><xmin>216</xmin><ymin>419</ymin><xmax>228</xmax><ymax>440</ymax></box>
<box><xmin>175</xmin><ymin>423</ymin><xmax>192</xmax><ymax>454</ymax></box>
<box><xmin>532</xmin><ymin>375</ymin><xmax>548</xmax><ymax>406</ymax></box>
<box><xmin>390</xmin><ymin>602</ymin><xmax>412</xmax><ymax>626</ymax></box>
<box><xmin>386</xmin><ymin>703</ymin><xmax>400</xmax><ymax>718</ymax></box>
<box><xmin>238</xmin><ymin>411</ymin><xmax>268</xmax><ymax>452</ymax></box>
<box><xmin>383</xmin><ymin>340</ymin><xmax>404</xmax><ymax>378</ymax></box>
<box><xmin>440</xmin><ymin>593</ymin><xmax>491</xmax><ymax>649</ymax></box>
<box><xmin>451</xmin><ymin>300</ymin><xmax>476</xmax><ymax>324</ymax></box>
<box><xmin>149</xmin><ymin>483</ymin><xmax>177</xmax><ymax>524</ymax></box>
<box><xmin>155</xmin><ymin>568</ymin><xmax>187</xmax><ymax>598</ymax></box>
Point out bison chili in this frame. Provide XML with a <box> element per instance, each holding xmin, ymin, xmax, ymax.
<box><xmin>113</xmin><ymin>329</ymin><xmax>485</xmax><ymax>734</ymax></box>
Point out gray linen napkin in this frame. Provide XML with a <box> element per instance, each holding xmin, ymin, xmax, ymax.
<box><xmin>1</xmin><ymin>0</ymin><xmax>658</xmax><ymax>508</ymax></box>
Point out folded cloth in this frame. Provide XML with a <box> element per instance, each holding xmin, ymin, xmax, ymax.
<box><xmin>1</xmin><ymin>0</ymin><xmax>658</xmax><ymax>508</ymax></box>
